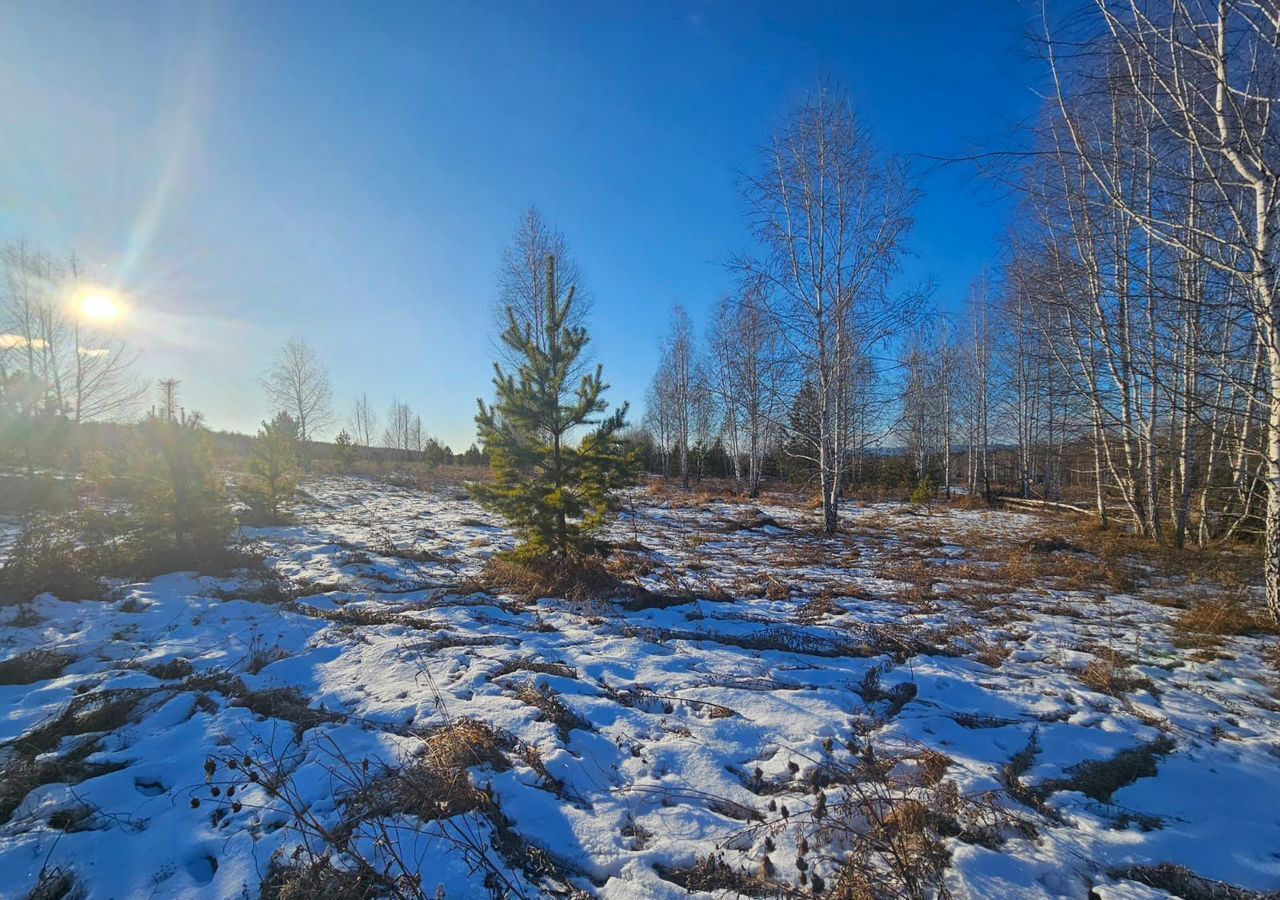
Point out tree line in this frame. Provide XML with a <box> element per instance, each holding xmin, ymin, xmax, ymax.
<box><xmin>637</xmin><ymin>9</ymin><xmax>1280</xmax><ymax>620</ymax></box>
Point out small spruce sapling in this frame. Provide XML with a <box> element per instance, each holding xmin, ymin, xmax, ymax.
<box><xmin>472</xmin><ymin>254</ymin><xmax>637</xmax><ymax>560</ymax></box>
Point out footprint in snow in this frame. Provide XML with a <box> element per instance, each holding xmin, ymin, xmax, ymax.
<box><xmin>185</xmin><ymin>854</ymin><xmax>218</xmax><ymax>885</ymax></box>
<box><xmin>134</xmin><ymin>777</ymin><xmax>166</xmax><ymax>796</ymax></box>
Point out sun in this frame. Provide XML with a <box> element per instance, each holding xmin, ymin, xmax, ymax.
<box><xmin>77</xmin><ymin>291</ymin><xmax>123</xmax><ymax>322</ymax></box>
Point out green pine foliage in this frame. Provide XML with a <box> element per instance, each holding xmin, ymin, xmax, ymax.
<box><xmin>910</xmin><ymin>475</ymin><xmax>935</xmax><ymax>507</ymax></box>
<box><xmin>472</xmin><ymin>255</ymin><xmax>637</xmax><ymax>560</ymax></box>
<box><xmin>244</xmin><ymin>412</ymin><xmax>302</xmax><ymax>523</ymax></box>
<box><xmin>333</xmin><ymin>428</ymin><xmax>356</xmax><ymax>472</ymax></box>
<box><xmin>126</xmin><ymin>413</ymin><xmax>235</xmax><ymax>572</ymax></box>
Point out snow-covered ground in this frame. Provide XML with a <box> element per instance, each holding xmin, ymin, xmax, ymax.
<box><xmin>1</xmin><ymin>476</ymin><xmax>1278</xmax><ymax>898</ymax></box>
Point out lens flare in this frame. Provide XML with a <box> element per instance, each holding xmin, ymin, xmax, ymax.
<box><xmin>78</xmin><ymin>291</ymin><xmax>123</xmax><ymax>322</ymax></box>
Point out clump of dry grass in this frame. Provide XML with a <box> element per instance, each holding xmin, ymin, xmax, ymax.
<box><xmin>790</xmin><ymin>740</ymin><xmax>1035</xmax><ymax>899</ymax></box>
<box><xmin>494</xmin><ymin>656</ymin><xmax>578</xmax><ymax>680</ymax></box>
<box><xmin>472</xmin><ymin>553</ymin><xmax>668</xmax><ymax>609</ymax></box>
<box><xmin>856</xmin><ymin>667</ymin><xmax>918</xmax><ymax>716</ymax></box>
<box><xmin>298</xmin><ymin>602</ymin><xmax>443</xmax><ymax>632</ymax></box>
<box><xmin>0</xmin><ymin>649</ymin><xmax>74</xmax><ymax>686</ymax></box>
<box><xmin>654</xmin><ymin>854</ymin><xmax>774</xmax><ymax>896</ymax></box>
<box><xmin>1108</xmin><ymin>863</ymin><xmax>1268</xmax><ymax>900</ymax></box>
<box><xmin>26</xmin><ymin>866</ymin><xmax>81</xmax><ymax>900</ymax></box>
<box><xmin>513</xmin><ymin>680</ymin><xmax>590</xmax><ymax>742</ymax></box>
<box><xmin>1078</xmin><ymin>657</ymin><xmax>1154</xmax><ymax>697</ymax></box>
<box><xmin>1039</xmin><ymin>735</ymin><xmax>1175</xmax><ymax>803</ymax></box>
<box><xmin>0</xmin><ymin>689</ymin><xmax>145</xmax><ymax>824</ymax></box>
<box><xmin>972</xmin><ymin>638</ymin><xmax>1013</xmax><ymax>669</ymax></box>
<box><xmin>259</xmin><ymin>856</ymin><xmax>384</xmax><ymax>900</ymax></box>
<box><xmin>1175</xmin><ymin>595</ymin><xmax>1274</xmax><ymax>641</ymax></box>
<box><xmin>949</xmin><ymin>492</ymin><xmax>992</xmax><ymax>510</ymax></box>
<box><xmin>143</xmin><ymin>657</ymin><xmax>194</xmax><ymax>680</ymax></box>
<box><xmin>794</xmin><ymin>595</ymin><xmax>842</xmax><ymax>624</ymax></box>
<box><xmin>418</xmin><ymin>718</ymin><xmax>512</xmax><ymax>774</ymax></box>
<box><xmin>235</xmin><ymin>686</ymin><xmax>340</xmax><ymax>735</ymax></box>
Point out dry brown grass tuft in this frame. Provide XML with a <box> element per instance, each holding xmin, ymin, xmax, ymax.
<box><xmin>972</xmin><ymin>639</ymin><xmax>1013</xmax><ymax>669</ymax></box>
<box><xmin>800</xmin><ymin>741</ymin><xmax>1036</xmax><ymax>900</ymax></box>
<box><xmin>513</xmin><ymin>681</ymin><xmax>591</xmax><ymax>741</ymax></box>
<box><xmin>1108</xmin><ymin>863</ymin><xmax>1270</xmax><ymax>900</ymax></box>
<box><xmin>25</xmin><ymin>866</ymin><xmax>81</xmax><ymax>900</ymax></box>
<box><xmin>494</xmin><ymin>656</ymin><xmax>578</xmax><ymax>680</ymax></box>
<box><xmin>0</xmin><ymin>649</ymin><xmax>74</xmax><ymax>686</ymax></box>
<box><xmin>654</xmin><ymin>855</ymin><xmax>774</xmax><ymax>896</ymax></box>
<box><xmin>794</xmin><ymin>595</ymin><xmax>843</xmax><ymax>624</ymax></box>
<box><xmin>233</xmin><ymin>686</ymin><xmax>340</xmax><ymax>735</ymax></box>
<box><xmin>473</xmin><ymin>553</ymin><xmax>671</xmax><ymax>609</ymax></box>
<box><xmin>419</xmin><ymin>719</ymin><xmax>512</xmax><ymax>774</ymax></box>
<box><xmin>1175</xmin><ymin>595</ymin><xmax>1275</xmax><ymax>642</ymax></box>
<box><xmin>1078</xmin><ymin>657</ymin><xmax>1154</xmax><ymax>697</ymax></box>
<box><xmin>1040</xmin><ymin>735</ymin><xmax>1175</xmax><ymax>803</ymax></box>
<box><xmin>259</xmin><ymin>855</ymin><xmax>387</xmax><ymax>900</ymax></box>
<box><xmin>949</xmin><ymin>492</ymin><xmax>992</xmax><ymax>511</ymax></box>
<box><xmin>298</xmin><ymin>602</ymin><xmax>443</xmax><ymax>632</ymax></box>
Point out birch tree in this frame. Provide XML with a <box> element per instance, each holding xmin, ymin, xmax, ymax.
<box><xmin>348</xmin><ymin>393</ymin><xmax>378</xmax><ymax>447</ymax></box>
<box><xmin>655</xmin><ymin>306</ymin><xmax>696</xmax><ymax>489</ymax></box>
<box><xmin>1044</xmin><ymin>0</ymin><xmax>1280</xmax><ymax>615</ymax></box>
<box><xmin>262</xmin><ymin>338</ymin><xmax>334</xmax><ymax>444</ymax></box>
<box><xmin>736</xmin><ymin>80</ymin><xmax>924</xmax><ymax>531</ymax></box>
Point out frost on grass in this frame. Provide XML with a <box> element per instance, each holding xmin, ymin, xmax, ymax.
<box><xmin>1</xmin><ymin>475</ymin><xmax>1278</xmax><ymax>898</ymax></box>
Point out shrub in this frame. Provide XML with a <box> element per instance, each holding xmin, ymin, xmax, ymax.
<box><xmin>0</xmin><ymin>512</ymin><xmax>104</xmax><ymax>604</ymax></box>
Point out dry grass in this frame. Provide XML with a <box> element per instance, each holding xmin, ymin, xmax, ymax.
<box><xmin>972</xmin><ymin>639</ymin><xmax>1013</xmax><ymax>669</ymax></box>
<box><xmin>794</xmin><ymin>595</ymin><xmax>843</xmax><ymax>624</ymax></box>
<box><xmin>1078</xmin><ymin>657</ymin><xmax>1154</xmax><ymax>697</ymax></box>
<box><xmin>0</xmin><ymin>689</ymin><xmax>145</xmax><ymax>824</ymax></box>
<box><xmin>1175</xmin><ymin>595</ymin><xmax>1275</xmax><ymax>642</ymax></box>
<box><xmin>25</xmin><ymin>866</ymin><xmax>81</xmax><ymax>900</ymax></box>
<box><xmin>473</xmin><ymin>554</ymin><xmax>653</xmax><ymax>607</ymax></box>
<box><xmin>235</xmin><ymin>686</ymin><xmax>340</xmax><ymax>734</ymax></box>
<box><xmin>513</xmin><ymin>680</ymin><xmax>590</xmax><ymax>741</ymax></box>
<box><xmin>419</xmin><ymin>718</ymin><xmax>513</xmax><ymax>773</ymax></box>
<box><xmin>763</xmin><ymin>740</ymin><xmax>1038</xmax><ymax>899</ymax></box>
<box><xmin>1108</xmin><ymin>863</ymin><xmax>1270</xmax><ymax>900</ymax></box>
<box><xmin>494</xmin><ymin>656</ymin><xmax>578</xmax><ymax>680</ymax></box>
<box><xmin>0</xmin><ymin>649</ymin><xmax>74</xmax><ymax>686</ymax></box>
<box><xmin>654</xmin><ymin>855</ymin><xmax>774</xmax><ymax>896</ymax></box>
<box><xmin>297</xmin><ymin>602</ymin><xmax>443</xmax><ymax>632</ymax></box>
<box><xmin>259</xmin><ymin>856</ymin><xmax>385</xmax><ymax>900</ymax></box>
<box><xmin>1039</xmin><ymin>735</ymin><xmax>1175</xmax><ymax>803</ymax></box>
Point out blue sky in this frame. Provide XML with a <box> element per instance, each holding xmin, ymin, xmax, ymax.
<box><xmin>0</xmin><ymin>1</ymin><xmax>1044</xmax><ymax>449</ymax></box>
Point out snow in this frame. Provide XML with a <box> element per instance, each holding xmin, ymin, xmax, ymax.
<box><xmin>1</xmin><ymin>475</ymin><xmax>1278</xmax><ymax>898</ymax></box>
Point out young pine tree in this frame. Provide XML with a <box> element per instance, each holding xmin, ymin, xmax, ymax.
<box><xmin>244</xmin><ymin>411</ymin><xmax>301</xmax><ymax>523</ymax></box>
<box><xmin>333</xmin><ymin>428</ymin><xmax>356</xmax><ymax>472</ymax></box>
<box><xmin>473</xmin><ymin>255</ymin><xmax>636</xmax><ymax>560</ymax></box>
<box><xmin>128</xmin><ymin>412</ymin><xmax>233</xmax><ymax>572</ymax></box>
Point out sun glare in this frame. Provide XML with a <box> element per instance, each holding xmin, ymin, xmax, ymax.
<box><xmin>78</xmin><ymin>291</ymin><xmax>123</xmax><ymax>322</ymax></box>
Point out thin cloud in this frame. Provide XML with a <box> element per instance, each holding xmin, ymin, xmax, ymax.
<box><xmin>0</xmin><ymin>333</ymin><xmax>47</xmax><ymax>350</ymax></box>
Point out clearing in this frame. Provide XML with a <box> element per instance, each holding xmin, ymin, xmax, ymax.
<box><xmin>1</xmin><ymin>476</ymin><xmax>1277</xmax><ymax>899</ymax></box>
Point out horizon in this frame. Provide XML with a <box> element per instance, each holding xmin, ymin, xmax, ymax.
<box><xmin>0</xmin><ymin>1</ymin><xmax>1044</xmax><ymax>449</ymax></box>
